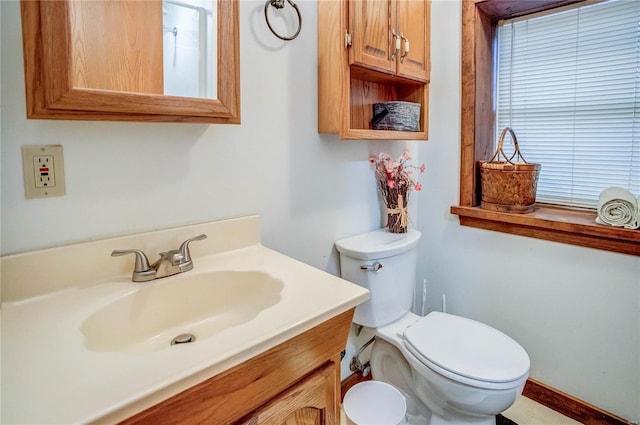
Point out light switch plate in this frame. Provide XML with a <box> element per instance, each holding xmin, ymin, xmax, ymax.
<box><xmin>22</xmin><ymin>145</ymin><xmax>66</xmax><ymax>199</ymax></box>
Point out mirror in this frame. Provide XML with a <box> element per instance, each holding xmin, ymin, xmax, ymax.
<box><xmin>20</xmin><ymin>0</ymin><xmax>239</xmax><ymax>123</ymax></box>
<box><xmin>162</xmin><ymin>0</ymin><xmax>217</xmax><ymax>99</ymax></box>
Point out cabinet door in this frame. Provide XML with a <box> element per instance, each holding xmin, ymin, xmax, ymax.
<box><xmin>246</xmin><ymin>362</ymin><xmax>339</xmax><ymax>425</ymax></box>
<box><xmin>348</xmin><ymin>0</ymin><xmax>397</xmax><ymax>75</ymax></box>
<box><xmin>395</xmin><ymin>0</ymin><xmax>430</xmax><ymax>82</ymax></box>
<box><xmin>69</xmin><ymin>1</ymin><xmax>163</xmax><ymax>94</ymax></box>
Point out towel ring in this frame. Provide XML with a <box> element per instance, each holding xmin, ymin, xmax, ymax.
<box><xmin>264</xmin><ymin>0</ymin><xmax>302</xmax><ymax>41</ymax></box>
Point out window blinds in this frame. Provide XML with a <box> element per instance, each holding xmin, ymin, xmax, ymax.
<box><xmin>495</xmin><ymin>0</ymin><xmax>640</xmax><ymax>208</ymax></box>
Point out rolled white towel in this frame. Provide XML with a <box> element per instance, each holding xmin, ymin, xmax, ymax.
<box><xmin>595</xmin><ymin>187</ymin><xmax>639</xmax><ymax>229</ymax></box>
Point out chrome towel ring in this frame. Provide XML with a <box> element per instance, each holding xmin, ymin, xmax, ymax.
<box><xmin>264</xmin><ymin>0</ymin><xmax>302</xmax><ymax>41</ymax></box>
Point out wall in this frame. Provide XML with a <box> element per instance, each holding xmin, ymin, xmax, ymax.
<box><xmin>419</xmin><ymin>1</ymin><xmax>639</xmax><ymax>422</ymax></box>
<box><xmin>1</xmin><ymin>0</ymin><xmax>416</xmax><ymax>261</ymax></box>
<box><xmin>1</xmin><ymin>0</ymin><xmax>638</xmax><ymax>422</ymax></box>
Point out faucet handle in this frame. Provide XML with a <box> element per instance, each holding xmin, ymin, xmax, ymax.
<box><xmin>111</xmin><ymin>249</ymin><xmax>151</xmax><ymax>271</ymax></box>
<box><xmin>179</xmin><ymin>234</ymin><xmax>207</xmax><ymax>263</ymax></box>
<box><xmin>111</xmin><ymin>249</ymin><xmax>156</xmax><ymax>282</ymax></box>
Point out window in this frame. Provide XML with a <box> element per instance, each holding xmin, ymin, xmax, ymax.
<box><xmin>452</xmin><ymin>0</ymin><xmax>640</xmax><ymax>256</ymax></box>
<box><xmin>495</xmin><ymin>0</ymin><xmax>640</xmax><ymax>208</ymax></box>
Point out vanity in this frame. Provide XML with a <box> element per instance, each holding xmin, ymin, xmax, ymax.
<box><xmin>1</xmin><ymin>216</ymin><xmax>369</xmax><ymax>424</ymax></box>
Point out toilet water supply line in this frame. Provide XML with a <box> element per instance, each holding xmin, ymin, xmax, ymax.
<box><xmin>420</xmin><ymin>278</ymin><xmax>446</xmax><ymax>314</ymax></box>
<box><xmin>350</xmin><ymin>337</ymin><xmax>375</xmax><ymax>377</ymax></box>
<box><xmin>421</xmin><ymin>279</ymin><xmax>427</xmax><ymax>316</ymax></box>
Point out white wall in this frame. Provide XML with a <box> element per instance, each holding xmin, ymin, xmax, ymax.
<box><xmin>420</xmin><ymin>1</ymin><xmax>640</xmax><ymax>422</ymax></box>
<box><xmin>1</xmin><ymin>0</ymin><xmax>638</xmax><ymax>422</ymax></box>
<box><xmin>1</xmin><ymin>0</ymin><xmax>416</xmax><ymax>261</ymax></box>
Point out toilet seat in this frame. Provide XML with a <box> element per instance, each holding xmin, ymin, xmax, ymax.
<box><xmin>403</xmin><ymin>312</ymin><xmax>530</xmax><ymax>389</ymax></box>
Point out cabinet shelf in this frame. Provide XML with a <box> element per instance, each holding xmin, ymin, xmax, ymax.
<box><xmin>347</xmin><ymin>72</ymin><xmax>428</xmax><ymax>140</ymax></box>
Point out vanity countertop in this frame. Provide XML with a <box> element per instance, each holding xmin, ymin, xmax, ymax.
<box><xmin>1</xmin><ymin>216</ymin><xmax>369</xmax><ymax>424</ymax></box>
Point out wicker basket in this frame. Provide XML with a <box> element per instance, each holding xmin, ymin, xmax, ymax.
<box><xmin>479</xmin><ymin>127</ymin><xmax>541</xmax><ymax>213</ymax></box>
<box><xmin>371</xmin><ymin>101</ymin><xmax>420</xmax><ymax>131</ymax></box>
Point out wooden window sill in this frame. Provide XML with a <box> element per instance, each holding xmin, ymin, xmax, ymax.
<box><xmin>450</xmin><ymin>205</ymin><xmax>640</xmax><ymax>256</ymax></box>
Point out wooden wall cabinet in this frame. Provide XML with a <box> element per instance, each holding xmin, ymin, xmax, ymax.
<box><xmin>119</xmin><ymin>309</ymin><xmax>353</xmax><ymax>425</ymax></box>
<box><xmin>20</xmin><ymin>0</ymin><xmax>240</xmax><ymax>124</ymax></box>
<box><xmin>318</xmin><ymin>0</ymin><xmax>431</xmax><ymax>140</ymax></box>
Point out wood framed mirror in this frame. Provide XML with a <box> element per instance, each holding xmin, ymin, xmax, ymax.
<box><xmin>20</xmin><ymin>0</ymin><xmax>239</xmax><ymax>124</ymax></box>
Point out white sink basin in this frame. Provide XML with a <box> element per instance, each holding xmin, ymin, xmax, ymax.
<box><xmin>81</xmin><ymin>270</ymin><xmax>284</xmax><ymax>354</ymax></box>
<box><xmin>2</xmin><ymin>216</ymin><xmax>370</xmax><ymax>425</ymax></box>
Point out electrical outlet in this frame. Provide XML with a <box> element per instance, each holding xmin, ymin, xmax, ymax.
<box><xmin>33</xmin><ymin>155</ymin><xmax>56</xmax><ymax>188</ymax></box>
<box><xmin>22</xmin><ymin>145</ymin><xmax>65</xmax><ymax>199</ymax></box>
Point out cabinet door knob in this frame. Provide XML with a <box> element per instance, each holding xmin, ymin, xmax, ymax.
<box><xmin>345</xmin><ymin>31</ymin><xmax>352</xmax><ymax>49</ymax></box>
<box><xmin>391</xmin><ymin>30</ymin><xmax>401</xmax><ymax>61</ymax></box>
<box><xmin>400</xmin><ymin>33</ymin><xmax>410</xmax><ymax>63</ymax></box>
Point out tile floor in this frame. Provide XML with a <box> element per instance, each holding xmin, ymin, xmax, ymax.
<box><xmin>341</xmin><ymin>395</ymin><xmax>582</xmax><ymax>425</ymax></box>
<box><xmin>503</xmin><ymin>396</ymin><xmax>582</xmax><ymax>425</ymax></box>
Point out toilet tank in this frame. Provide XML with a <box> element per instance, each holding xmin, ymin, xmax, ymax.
<box><xmin>335</xmin><ymin>229</ymin><xmax>421</xmax><ymax>327</ymax></box>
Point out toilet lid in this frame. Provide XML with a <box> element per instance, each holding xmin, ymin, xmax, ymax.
<box><xmin>403</xmin><ymin>312</ymin><xmax>530</xmax><ymax>383</ymax></box>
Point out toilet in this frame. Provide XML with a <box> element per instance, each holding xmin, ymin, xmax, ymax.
<box><xmin>335</xmin><ymin>229</ymin><xmax>530</xmax><ymax>425</ymax></box>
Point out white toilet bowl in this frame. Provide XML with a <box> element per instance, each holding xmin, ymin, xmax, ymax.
<box><xmin>370</xmin><ymin>312</ymin><xmax>529</xmax><ymax>425</ymax></box>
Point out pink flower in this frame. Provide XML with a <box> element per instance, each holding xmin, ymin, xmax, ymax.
<box><xmin>385</xmin><ymin>162</ymin><xmax>396</xmax><ymax>173</ymax></box>
<box><xmin>370</xmin><ymin>151</ymin><xmax>424</xmax><ymax>194</ymax></box>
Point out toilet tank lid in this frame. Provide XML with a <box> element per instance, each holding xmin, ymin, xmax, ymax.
<box><xmin>335</xmin><ymin>229</ymin><xmax>422</xmax><ymax>260</ymax></box>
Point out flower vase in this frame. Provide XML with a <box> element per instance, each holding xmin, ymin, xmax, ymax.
<box><xmin>371</xmin><ymin>150</ymin><xmax>423</xmax><ymax>233</ymax></box>
<box><xmin>383</xmin><ymin>185</ymin><xmax>409</xmax><ymax>233</ymax></box>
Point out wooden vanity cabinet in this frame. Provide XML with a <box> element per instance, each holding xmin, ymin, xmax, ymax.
<box><xmin>119</xmin><ymin>309</ymin><xmax>353</xmax><ymax>425</ymax></box>
<box><xmin>318</xmin><ymin>0</ymin><xmax>431</xmax><ymax>140</ymax></box>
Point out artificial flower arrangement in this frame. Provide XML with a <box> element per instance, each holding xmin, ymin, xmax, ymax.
<box><xmin>369</xmin><ymin>149</ymin><xmax>425</xmax><ymax>233</ymax></box>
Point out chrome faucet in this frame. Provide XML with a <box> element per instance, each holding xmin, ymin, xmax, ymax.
<box><xmin>112</xmin><ymin>234</ymin><xmax>207</xmax><ymax>282</ymax></box>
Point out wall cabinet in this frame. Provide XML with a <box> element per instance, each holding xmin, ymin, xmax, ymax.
<box><xmin>20</xmin><ymin>0</ymin><xmax>240</xmax><ymax>124</ymax></box>
<box><xmin>318</xmin><ymin>0</ymin><xmax>431</xmax><ymax>140</ymax></box>
<box><xmin>119</xmin><ymin>310</ymin><xmax>353</xmax><ymax>425</ymax></box>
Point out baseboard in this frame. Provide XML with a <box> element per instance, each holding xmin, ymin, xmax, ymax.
<box><xmin>341</xmin><ymin>373</ymin><xmax>633</xmax><ymax>425</ymax></box>
<box><xmin>523</xmin><ymin>378</ymin><xmax>633</xmax><ymax>425</ymax></box>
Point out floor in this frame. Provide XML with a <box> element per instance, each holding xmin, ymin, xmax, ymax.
<box><xmin>341</xmin><ymin>395</ymin><xmax>583</xmax><ymax>425</ymax></box>
<box><xmin>502</xmin><ymin>396</ymin><xmax>582</xmax><ymax>425</ymax></box>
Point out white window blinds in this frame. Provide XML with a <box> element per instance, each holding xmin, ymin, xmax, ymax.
<box><xmin>495</xmin><ymin>0</ymin><xmax>640</xmax><ymax>208</ymax></box>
